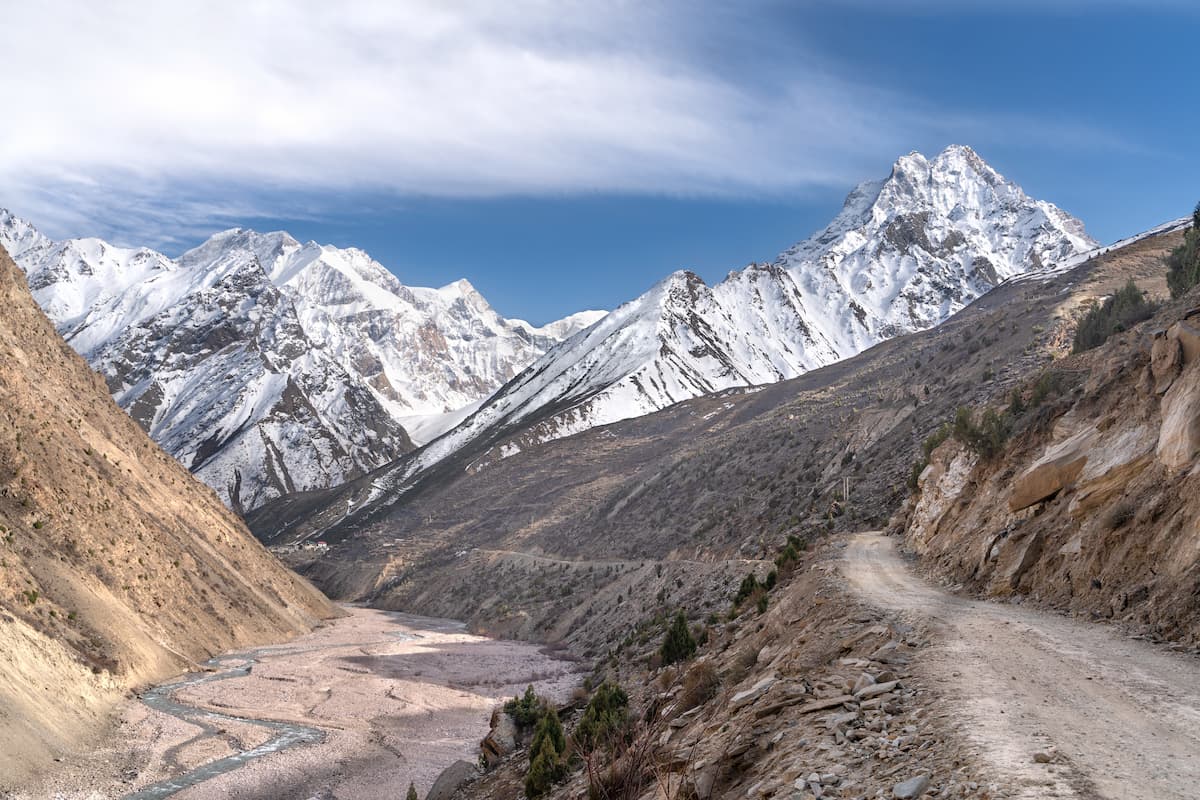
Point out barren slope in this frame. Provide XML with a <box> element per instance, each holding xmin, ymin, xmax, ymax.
<box><xmin>0</xmin><ymin>245</ymin><xmax>337</xmax><ymax>787</ymax></box>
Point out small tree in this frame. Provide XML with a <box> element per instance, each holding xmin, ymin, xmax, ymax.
<box><xmin>530</xmin><ymin>706</ymin><xmax>566</xmax><ymax>758</ymax></box>
<box><xmin>660</xmin><ymin>610</ymin><xmax>697</xmax><ymax>665</ymax></box>
<box><xmin>525</xmin><ymin>709</ymin><xmax>567</xmax><ymax>798</ymax></box>
<box><xmin>406</xmin><ymin>782</ymin><xmax>418</xmax><ymax>800</ymax></box>
<box><xmin>574</xmin><ymin>682</ymin><xmax>630</xmax><ymax>753</ymax></box>
<box><xmin>1167</xmin><ymin>203</ymin><xmax>1200</xmax><ymax>299</ymax></box>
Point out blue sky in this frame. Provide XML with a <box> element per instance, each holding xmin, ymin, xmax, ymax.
<box><xmin>2</xmin><ymin>1</ymin><xmax>1196</xmax><ymax>324</ymax></box>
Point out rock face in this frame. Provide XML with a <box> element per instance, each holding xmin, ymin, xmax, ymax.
<box><xmin>1156</xmin><ymin>317</ymin><xmax>1200</xmax><ymax>470</ymax></box>
<box><xmin>0</xmin><ymin>212</ymin><xmax>602</xmax><ymax>510</ymax></box>
<box><xmin>1008</xmin><ymin>420</ymin><xmax>1096</xmax><ymax>512</ymax></box>
<box><xmin>0</xmin><ymin>244</ymin><xmax>336</xmax><ymax>784</ymax></box>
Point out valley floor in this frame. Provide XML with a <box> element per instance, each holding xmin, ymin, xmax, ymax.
<box><xmin>10</xmin><ymin>608</ymin><xmax>583</xmax><ymax>800</ymax></box>
<box><xmin>844</xmin><ymin>533</ymin><xmax>1200</xmax><ymax>800</ymax></box>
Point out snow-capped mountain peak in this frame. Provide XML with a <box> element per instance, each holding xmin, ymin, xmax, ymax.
<box><xmin>361</xmin><ymin>145</ymin><xmax>1098</xmax><ymax>496</ymax></box>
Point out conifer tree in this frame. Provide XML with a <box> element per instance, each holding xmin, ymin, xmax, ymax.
<box><xmin>661</xmin><ymin>610</ymin><xmax>697</xmax><ymax>665</ymax></box>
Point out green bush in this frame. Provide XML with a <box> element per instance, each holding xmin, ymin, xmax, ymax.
<box><xmin>525</xmin><ymin>710</ymin><xmax>568</xmax><ymax>798</ymax></box>
<box><xmin>952</xmin><ymin>406</ymin><xmax>1012</xmax><ymax>460</ymax></box>
<box><xmin>574</xmin><ymin>681</ymin><xmax>629</xmax><ymax>753</ymax></box>
<box><xmin>1072</xmin><ymin>280</ymin><xmax>1154</xmax><ymax>353</ymax></box>
<box><xmin>1167</xmin><ymin>203</ymin><xmax>1200</xmax><ymax>299</ymax></box>
<box><xmin>406</xmin><ymin>783</ymin><xmax>418</xmax><ymax>800</ymax></box>
<box><xmin>733</xmin><ymin>573</ymin><xmax>759</xmax><ymax>605</ymax></box>
<box><xmin>660</xmin><ymin>610</ymin><xmax>697</xmax><ymax>665</ymax></box>
<box><xmin>530</xmin><ymin>708</ymin><xmax>566</xmax><ymax>763</ymax></box>
<box><xmin>503</xmin><ymin>685</ymin><xmax>542</xmax><ymax>728</ymax></box>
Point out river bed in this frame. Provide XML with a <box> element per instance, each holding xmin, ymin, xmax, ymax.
<box><xmin>17</xmin><ymin>608</ymin><xmax>583</xmax><ymax>800</ymax></box>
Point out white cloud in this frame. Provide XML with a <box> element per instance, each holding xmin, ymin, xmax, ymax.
<box><xmin>0</xmin><ymin>0</ymin><xmax>1129</xmax><ymax>245</ymax></box>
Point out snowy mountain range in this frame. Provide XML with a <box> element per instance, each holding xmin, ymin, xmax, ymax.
<box><xmin>2</xmin><ymin>144</ymin><xmax>1096</xmax><ymax>519</ymax></box>
<box><xmin>266</xmin><ymin>144</ymin><xmax>1097</xmax><ymax>536</ymax></box>
<box><xmin>0</xmin><ymin>213</ymin><xmax>603</xmax><ymax>512</ymax></box>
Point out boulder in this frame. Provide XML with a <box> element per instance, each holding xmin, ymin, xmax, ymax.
<box><xmin>1008</xmin><ymin>425</ymin><xmax>1096</xmax><ymax>512</ymax></box>
<box><xmin>729</xmin><ymin>676</ymin><xmax>776</xmax><ymax>711</ymax></box>
<box><xmin>1067</xmin><ymin>425</ymin><xmax>1156</xmax><ymax>517</ymax></box>
<box><xmin>893</xmin><ymin>774</ymin><xmax>931</xmax><ymax>798</ymax></box>
<box><xmin>426</xmin><ymin>760</ymin><xmax>478</xmax><ymax>800</ymax></box>
<box><xmin>1009</xmin><ymin>453</ymin><xmax>1087</xmax><ymax>511</ymax></box>
<box><xmin>480</xmin><ymin>707</ymin><xmax>518</xmax><ymax>766</ymax></box>
<box><xmin>1003</xmin><ymin>531</ymin><xmax>1045</xmax><ymax>590</ymax></box>
<box><xmin>854</xmin><ymin>680</ymin><xmax>900</xmax><ymax>699</ymax></box>
<box><xmin>1173</xmin><ymin>318</ymin><xmax>1200</xmax><ymax>364</ymax></box>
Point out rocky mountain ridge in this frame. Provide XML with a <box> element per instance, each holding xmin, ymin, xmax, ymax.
<box><xmin>0</xmin><ymin>212</ymin><xmax>603</xmax><ymax>511</ymax></box>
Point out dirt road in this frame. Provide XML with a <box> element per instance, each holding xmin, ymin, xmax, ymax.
<box><xmin>842</xmin><ymin>533</ymin><xmax>1200</xmax><ymax>800</ymax></box>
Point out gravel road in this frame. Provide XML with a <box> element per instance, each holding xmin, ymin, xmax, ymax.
<box><xmin>842</xmin><ymin>532</ymin><xmax>1200</xmax><ymax>800</ymax></box>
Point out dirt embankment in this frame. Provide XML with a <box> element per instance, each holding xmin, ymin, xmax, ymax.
<box><xmin>458</xmin><ymin>538</ymin><xmax>1002</xmax><ymax>800</ymax></box>
<box><xmin>0</xmin><ymin>245</ymin><xmax>338</xmax><ymax>788</ymax></box>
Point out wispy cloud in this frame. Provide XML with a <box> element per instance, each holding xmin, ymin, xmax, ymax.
<box><xmin>0</xmin><ymin>0</ymin><xmax>1132</xmax><ymax>246</ymax></box>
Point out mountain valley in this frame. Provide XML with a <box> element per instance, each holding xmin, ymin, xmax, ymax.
<box><xmin>3</xmin><ymin>152</ymin><xmax>1198</xmax><ymax>800</ymax></box>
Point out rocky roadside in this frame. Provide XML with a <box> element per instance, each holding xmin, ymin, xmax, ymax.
<box><xmin>454</xmin><ymin>541</ymin><xmax>1002</xmax><ymax>800</ymax></box>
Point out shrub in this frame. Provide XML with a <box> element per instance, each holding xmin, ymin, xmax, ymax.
<box><xmin>1007</xmin><ymin>387</ymin><xmax>1026</xmax><ymax>416</ymax></box>
<box><xmin>1030</xmin><ymin>371</ymin><xmax>1066</xmax><ymax>407</ymax></box>
<box><xmin>503</xmin><ymin>685</ymin><xmax>542</xmax><ymax>728</ymax></box>
<box><xmin>575</xmin><ymin>682</ymin><xmax>630</xmax><ymax>753</ymax></box>
<box><xmin>679</xmin><ymin>661</ymin><xmax>720</xmax><ymax>711</ymax></box>
<box><xmin>406</xmin><ymin>783</ymin><xmax>418</xmax><ymax>800</ymax></box>
<box><xmin>1072</xmin><ymin>280</ymin><xmax>1154</xmax><ymax>353</ymax></box>
<box><xmin>733</xmin><ymin>573</ymin><xmax>759</xmax><ymax>606</ymax></box>
<box><xmin>1106</xmin><ymin>502</ymin><xmax>1136</xmax><ymax>529</ymax></box>
<box><xmin>526</xmin><ymin>711</ymin><xmax>568</xmax><ymax>799</ymax></box>
<box><xmin>952</xmin><ymin>406</ymin><xmax>1012</xmax><ymax>460</ymax></box>
<box><xmin>530</xmin><ymin>708</ymin><xmax>566</xmax><ymax>763</ymax></box>
<box><xmin>660</xmin><ymin>611</ymin><xmax>697</xmax><ymax>665</ymax></box>
<box><xmin>1167</xmin><ymin>202</ymin><xmax>1200</xmax><ymax>299</ymax></box>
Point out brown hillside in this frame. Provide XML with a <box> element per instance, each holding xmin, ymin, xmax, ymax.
<box><xmin>0</xmin><ymin>246</ymin><xmax>337</xmax><ymax>786</ymax></box>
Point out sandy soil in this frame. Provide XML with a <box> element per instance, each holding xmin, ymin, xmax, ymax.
<box><xmin>11</xmin><ymin>607</ymin><xmax>585</xmax><ymax>800</ymax></box>
<box><xmin>843</xmin><ymin>533</ymin><xmax>1200</xmax><ymax>800</ymax></box>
